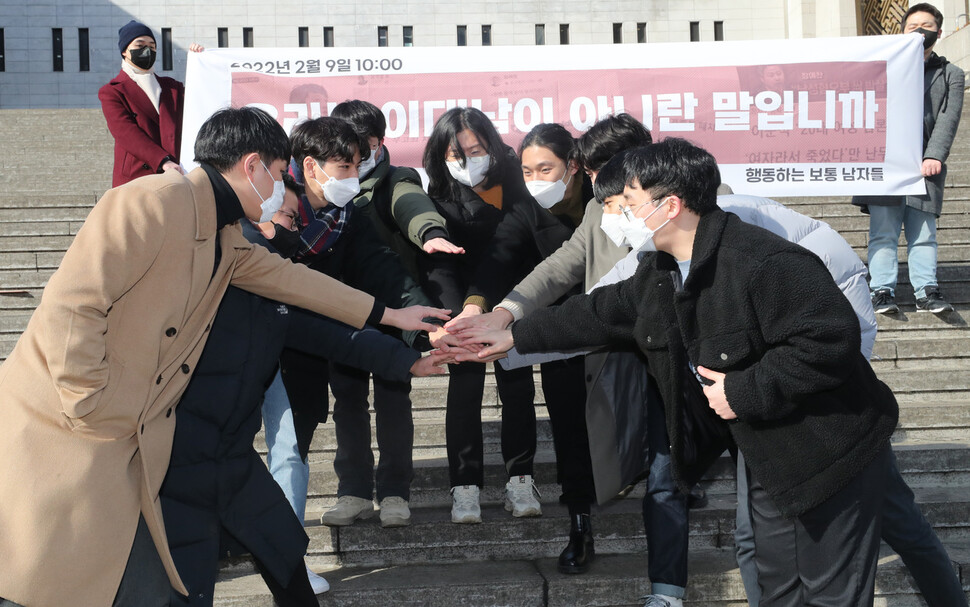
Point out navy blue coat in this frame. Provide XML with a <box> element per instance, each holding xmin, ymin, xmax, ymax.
<box><xmin>159</xmin><ymin>224</ymin><xmax>420</xmax><ymax>605</ymax></box>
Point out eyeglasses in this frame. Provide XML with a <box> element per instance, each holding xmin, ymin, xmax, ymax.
<box><xmin>620</xmin><ymin>197</ymin><xmax>667</xmax><ymax>222</ymax></box>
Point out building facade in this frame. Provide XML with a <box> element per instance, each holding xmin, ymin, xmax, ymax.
<box><xmin>0</xmin><ymin>0</ymin><xmax>966</xmax><ymax>108</ymax></box>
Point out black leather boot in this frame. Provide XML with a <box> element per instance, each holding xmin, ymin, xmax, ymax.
<box><xmin>558</xmin><ymin>513</ymin><xmax>594</xmax><ymax>574</ymax></box>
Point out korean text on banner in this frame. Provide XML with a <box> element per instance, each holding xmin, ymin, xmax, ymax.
<box><xmin>181</xmin><ymin>35</ymin><xmax>926</xmax><ymax>197</ymax></box>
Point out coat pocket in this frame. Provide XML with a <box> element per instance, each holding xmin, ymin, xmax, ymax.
<box><xmin>695</xmin><ymin>329</ymin><xmax>760</xmax><ymax>370</ymax></box>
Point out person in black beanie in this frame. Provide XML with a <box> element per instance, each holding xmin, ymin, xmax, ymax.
<box><xmin>98</xmin><ymin>20</ymin><xmax>203</xmax><ymax>187</ymax></box>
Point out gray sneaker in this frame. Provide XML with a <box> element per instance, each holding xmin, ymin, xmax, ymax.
<box><xmin>379</xmin><ymin>496</ymin><xmax>411</xmax><ymax>528</ymax></box>
<box><xmin>871</xmin><ymin>288</ymin><xmax>898</xmax><ymax>314</ymax></box>
<box><xmin>450</xmin><ymin>485</ymin><xmax>481</xmax><ymax>524</ymax></box>
<box><xmin>915</xmin><ymin>287</ymin><xmax>953</xmax><ymax>313</ymax></box>
<box><xmin>321</xmin><ymin>495</ymin><xmax>375</xmax><ymax>527</ymax></box>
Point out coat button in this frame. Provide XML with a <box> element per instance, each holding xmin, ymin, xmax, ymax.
<box><xmin>646</xmin><ymin>336</ymin><xmax>652</xmax><ymax>343</ymax></box>
<box><xmin>205</xmin><ymin>324</ymin><xmax>211</xmax><ymax>332</ymax></box>
<box><xmin>720</xmin><ymin>353</ymin><xmax>728</xmax><ymax>360</ymax></box>
<box><xmin>156</xmin><ymin>374</ymin><xmax>162</xmax><ymax>384</ymax></box>
<box><xmin>181</xmin><ymin>363</ymin><xmax>190</xmax><ymax>374</ymax></box>
<box><xmin>142</xmin><ymin>163</ymin><xmax>151</xmax><ymax>170</ymax></box>
<box><xmin>585</xmin><ymin>374</ymin><xmax>592</xmax><ymax>382</ymax></box>
<box><xmin>166</xmin><ymin>408</ymin><xmax>172</xmax><ymax>418</ymax></box>
<box><xmin>165</xmin><ymin>327</ymin><xmax>177</xmax><ymax>337</ymax></box>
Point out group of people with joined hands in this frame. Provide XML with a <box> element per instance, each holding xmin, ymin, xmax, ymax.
<box><xmin>1</xmin><ymin>6</ymin><xmax>967</xmax><ymax>607</ymax></box>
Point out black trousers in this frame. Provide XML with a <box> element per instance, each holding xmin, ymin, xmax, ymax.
<box><xmin>750</xmin><ymin>444</ymin><xmax>890</xmax><ymax>607</ymax></box>
<box><xmin>329</xmin><ymin>361</ymin><xmax>415</xmax><ymax>502</ymax></box>
<box><xmin>446</xmin><ymin>361</ymin><xmax>537</xmax><ymax>487</ymax></box>
<box><xmin>540</xmin><ymin>356</ymin><xmax>596</xmax><ymax>511</ymax></box>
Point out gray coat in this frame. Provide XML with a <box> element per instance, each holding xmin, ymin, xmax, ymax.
<box><xmin>853</xmin><ymin>53</ymin><xmax>965</xmax><ymax>217</ymax></box>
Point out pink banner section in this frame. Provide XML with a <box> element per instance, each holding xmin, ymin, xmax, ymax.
<box><xmin>231</xmin><ymin>61</ymin><xmax>887</xmax><ymax>168</ymax></box>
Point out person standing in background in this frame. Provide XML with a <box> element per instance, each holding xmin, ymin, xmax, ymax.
<box><xmin>853</xmin><ymin>3</ymin><xmax>964</xmax><ymax>314</ymax></box>
<box><xmin>98</xmin><ymin>20</ymin><xmax>202</xmax><ymax>187</ymax></box>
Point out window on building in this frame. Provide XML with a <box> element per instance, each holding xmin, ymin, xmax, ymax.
<box><xmin>378</xmin><ymin>26</ymin><xmax>388</xmax><ymax>47</ymax></box>
<box><xmin>217</xmin><ymin>28</ymin><xmax>228</xmax><ymax>48</ymax></box>
<box><xmin>78</xmin><ymin>28</ymin><xmax>89</xmax><ymax>72</ymax></box>
<box><xmin>535</xmin><ymin>24</ymin><xmax>545</xmax><ymax>45</ymax></box>
<box><xmin>243</xmin><ymin>27</ymin><xmax>253</xmax><ymax>47</ymax></box>
<box><xmin>637</xmin><ymin>22</ymin><xmax>646</xmax><ymax>43</ymax></box>
<box><xmin>161</xmin><ymin>28</ymin><xmax>172</xmax><ymax>70</ymax></box>
<box><xmin>457</xmin><ymin>25</ymin><xmax>467</xmax><ymax>46</ymax></box>
<box><xmin>690</xmin><ymin>21</ymin><xmax>700</xmax><ymax>42</ymax></box>
<box><xmin>481</xmin><ymin>25</ymin><xmax>491</xmax><ymax>46</ymax></box>
<box><xmin>613</xmin><ymin>23</ymin><xmax>623</xmax><ymax>43</ymax></box>
<box><xmin>0</xmin><ymin>28</ymin><xmax>5</xmax><ymax>72</ymax></box>
<box><xmin>714</xmin><ymin>21</ymin><xmax>724</xmax><ymax>41</ymax></box>
<box><xmin>403</xmin><ymin>25</ymin><xmax>413</xmax><ymax>46</ymax></box>
<box><xmin>324</xmin><ymin>27</ymin><xmax>334</xmax><ymax>47</ymax></box>
<box><xmin>560</xmin><ymin>24</ymin><xmax>569</xmax><ymax>45</ymax></box>
<box><xmin>52</xmin><ymin>28</ymin><xmax>63</xmax><ymax>72</ymax></box>
<box><xmin>299</xmin><ymin>27</ymin><xmax>309</xmax><ymax>47</ymax></box>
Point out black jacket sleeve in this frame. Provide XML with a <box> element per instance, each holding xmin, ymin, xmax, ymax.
<box><xmin>513</xmin><ymin>268</ymin><xmax>641</xmax><ymax>354</ymax></box>
<box><xmin>466</xmin><ymin>199</ymin><xmax>535</xmax><ymax>308</ymax></box>
<box><xmin>284</xmin><ymin>308</ymin><xmax>419</xmax><ymax>383</ymax></box>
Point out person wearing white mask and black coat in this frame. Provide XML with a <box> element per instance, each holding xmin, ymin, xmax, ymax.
<box><xmin>419</xmin><ymin>107</ymin><xmax>543</xmax><ymax>527</ymax></box>
<box><xmin>448</xmin><ymin>123</ymin><xmax>597</xmax><ymax>572</ymax></box>
<box><xmin>260</xmin><ymin>118</ymin><xmax>439</xmax><ymax>561</ymax></box>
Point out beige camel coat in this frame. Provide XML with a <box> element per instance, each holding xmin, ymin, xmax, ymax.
<box><xmin>0</xmin><ymin>169</ymin><xmax>375</xmax><ymax>606</ymax></box>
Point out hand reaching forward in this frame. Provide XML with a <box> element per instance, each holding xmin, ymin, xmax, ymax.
<box><xmin>409</xmin><ymin>351</ymin><xmax>452</xmax><ymax>376</ymax></box>
<box><xmin>453</xmin><ymin>326</ymin><xmax>514</xmax><ymax>361</ymax></box>
<box><xmin>423</xmin><ymin>237</ymin><xmax>465</xmax><ymax>255</ymax></box>
<box><xmin>445</xmin><ymin>308</ymin><xmax>513</xmax><ymax>334</ymax></box>
<box><xmin>381</xmin><ymin>305</ymin><xmax>451</xmax><ymax>333</ymax></box>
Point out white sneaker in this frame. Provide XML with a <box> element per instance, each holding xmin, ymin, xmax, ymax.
<box><xmin>641</xmin><ymin>594</ymin><xmax>682</xmax><ymax>607</ymax></box>
<box><xmin>321</xmin><ymin>495</ymin><xmax>375</xmax><ymax>527</ymax></box>
<box><xmin>306</xmin><ymin>566</ymin><xmax>330</xmax><ymax>594</ymax></box>
<box><xmin>504</xmin><ymin>475</ymin><xmax>542</xmax><ymax>517</ymax></box>
<box><xmin>450</xmin><ymin>485</ymin><xmax>482</xmax><ymax>524</ymax></box>
<box><xmin>379</xmin><ymin>496</ymin><xmax>411</xmax><ymax>528</ymax></box>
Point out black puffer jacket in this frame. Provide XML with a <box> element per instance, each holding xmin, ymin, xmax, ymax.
<box><xmin>514</xmin><ymin>209</ymin><xmax>898</xmax><ymax>517</ymax></box>
<box><xmin>159</xmin><ymin>225</ymin><xmax>419</xmax><ymax>605</ymax></box>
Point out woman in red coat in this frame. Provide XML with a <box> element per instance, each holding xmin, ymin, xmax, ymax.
<box><xmin>98</xmin><ymin>20</ymin><xmax>193</xmax><ymax>187</ymax></box>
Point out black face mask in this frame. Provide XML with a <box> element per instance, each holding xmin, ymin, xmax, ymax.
<box><xmin>129</xmin><ymin>46</ymin><xmax>157</xmax><ymax>70</ymax></box>
<box><xmin>916</xmin><ymin>28</ymin><xmax>939</xmax><ymax>50</ymax></box>
<box><xmin>268</xmin><ymin>224</ymin><xmax>303</xmax><ymax>259</ymax></box>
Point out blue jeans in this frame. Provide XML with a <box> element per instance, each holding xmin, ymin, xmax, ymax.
<box><xmin>736</xmin><ymin>450</ymin><xmax>966</xmax><ymax>607</ymax></box>
<box><xmin>868</xmin><ymin>203</ymin><xmax>938</xmax><ymax>298</ymax></box>
<box><xmin>262</xmin><ymin>370</ymin><xmax>310</xmax><ymax>523</ymax></box>
<box><xmin>642</xmin><ymin>393</ymin><xmax>688</xmax><ymax>599</ymax></box>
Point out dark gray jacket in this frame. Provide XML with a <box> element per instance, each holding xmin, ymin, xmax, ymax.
<box><xmin>854</xmin><ymin>53</ymin><xmax>965</xmax><ymax>216</ymax></box>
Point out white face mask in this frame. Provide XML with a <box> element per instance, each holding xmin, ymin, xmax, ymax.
<box><xmin>358</xmin><ymin>147</ymin><xmax>381</xmax><ymax>179</ymax></box>
<box><xmin>447</xmin><ymin>154</ymin><xmax>491</xmax><ymax>187</ymax></box>
<box><xmin>249</xmin><ymin>160</ymin><xmax>286</xmax><ymax>223</ymax></box>
<box><xmin>312</xmin><ymin>162</ymin><xmax>361</xmax><ymax>208</ymax></box>
<box><xmin>526</xmin><ymin>167</ymin><xmax>573</xmax><ymax>209</ymax></box>
<box><xmin>621</xmin><ymin>198</ymin><xmax>671</xmax><ymax>252</ymax></box>
<box><xmin>599</xmin><ymin>212</ymin><xmax>628</xmax><ymax>248</ymax></box>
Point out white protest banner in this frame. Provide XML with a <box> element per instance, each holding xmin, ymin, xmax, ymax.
<box><xmin>182</xmin><ymin>35</ymin><xmax>926</xmax><ymax>197</ymax></box>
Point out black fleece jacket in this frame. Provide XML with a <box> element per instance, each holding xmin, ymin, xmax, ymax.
<box><xmin>513</xmin><ymin>208</ymin><xmax>898</xmax><ymax>517</ymax></box>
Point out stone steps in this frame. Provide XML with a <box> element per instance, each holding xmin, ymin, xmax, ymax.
<box><xmin>211</xmin><ymin>543</ymin><xmax>970</xmax><ymax>607</ymax></box>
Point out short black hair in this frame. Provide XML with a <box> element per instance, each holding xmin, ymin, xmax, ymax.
<box><xmin>592</xmin><ymin>149</ymin><xmax>630</xmax><ymax>203</ymax></box>
<box><xmin>621</xmin><ymin>138</ymin><xmax>721</xmax><ymax>216</ymax></box>
<box><xmin>577</xmin><ymin>114</ymin><xmax>652</xmax><ymax>173</ymax></box>
<box><xmin>519</xmin><ymin>123</ymin><xmax>576</xmax><ymax>163</ymax></box>
<box><xmin>423</xmin><ymin>107</ymin><xmax>508</xmax><ymax>200</ymax></box>
<box><xmin>903</xmin><ymin>3</ymin><xmax>943</xmax><ymax>29</ymax></box>
<box><xmin>331</xmin><ymin>99</ymin><xmax>387</xmax><ymax>141</ymax></box>
<box><xmin>281</xmin><ymin>172</ymin><xmax>303</xmax><ymax>197</ymax></box>
<box><xmin>194</xmin><ymin>106</ymin><xmax>290</xmax><ymax>173</ymax></box>
<box><xmin>289</xmin><ymin>116</ymin><xmax>369</xmax><ymax>169</ymax></box>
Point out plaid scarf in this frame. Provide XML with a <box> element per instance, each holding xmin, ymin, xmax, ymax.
<box><xmin>293</xmin><ymin>194</ymin><xmax>352</xmax><ymax>262</ymax></box>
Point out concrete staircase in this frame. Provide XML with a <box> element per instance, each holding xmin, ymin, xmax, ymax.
<box><xmin>0</xmin><ymin>107</ymin><xmax>967</xmax><ymax>606</ymax></box>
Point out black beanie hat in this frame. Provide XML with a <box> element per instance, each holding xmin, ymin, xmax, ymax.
<box><xmin>118</xmin><ymin>20</ymin><xmax>154</xmax><ymax>55</ymax></box>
